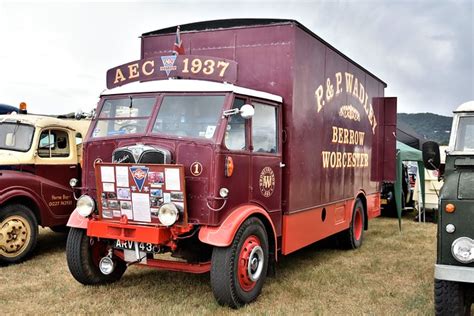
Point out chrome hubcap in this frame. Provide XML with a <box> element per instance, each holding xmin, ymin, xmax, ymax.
<box><xmin>247</xmin><ymin>245</ymin><xmax>264</xmax><ymax>282</ymax></box>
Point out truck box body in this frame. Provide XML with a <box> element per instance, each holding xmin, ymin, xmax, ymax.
<box><xmin>140</xmin><ymin>20</ymin><xmax>390</xmax><ymax>252</ymax></box>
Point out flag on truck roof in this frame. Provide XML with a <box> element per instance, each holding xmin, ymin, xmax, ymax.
<box><xmin>173</xmin><ymin>26</ymin><xmax>185</xmax><ymax>55</ymax></box>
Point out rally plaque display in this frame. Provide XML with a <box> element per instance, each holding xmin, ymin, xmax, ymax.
<box><xmin>94</xmin><ymin>163</ymin><xmax>187</xmax><ymax>225</ymax></box>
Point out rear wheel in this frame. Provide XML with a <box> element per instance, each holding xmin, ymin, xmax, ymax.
<box><xmin>339</xmin><ymin>199</ymin><xmax>365</xmax><ymax>249</ymax></box>
<box><xmin>0</xmin><ymin>204</ymin><xmax>38</xmax><ymax>263</ymax></box>
<box><xmin>66</xmin><ymin>228</ymin><xmax>126</xmax><ymax>285</ymax></box>
<box><xmin>210</xmin><ymin>217</ymin><xmax>269</xmax><ymax>308</ymax></box>
<box><xmin>434</xmin><ymin>279</ymin><xmax>471</xmax><ymax>316</ymax></box>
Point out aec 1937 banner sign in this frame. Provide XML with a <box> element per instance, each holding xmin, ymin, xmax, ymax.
<box><xmin>106</xmin><ymin>55</ymin><xmax>238</xmax><ymax>89</ymax></box>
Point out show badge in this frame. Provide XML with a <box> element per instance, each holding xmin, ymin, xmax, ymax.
<box><xmin>106</xmin><ymin>55</ymin><xmax>238</xmax><ymax>89</ymax></box>
<box><xmin>259</xmin><ymin>167</ymin><xmax>275</xmax><ymax>198</ymax></box>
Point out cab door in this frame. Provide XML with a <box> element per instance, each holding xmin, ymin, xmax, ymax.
<box><xmin>249</xmin><ymin>101</ymin><xmax>282</xmax><ymax>235</ymax></box>
<box><xmin>35</xmin><ymin>128</ymin><xmax>80</xmax><ymax>219</ymax></box>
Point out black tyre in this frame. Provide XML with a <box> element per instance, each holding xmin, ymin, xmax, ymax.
<box><xmin>339</xmin><ymin>199</ymin><xmax>365</xmax><ymax>249</ymax></box>
<box><xmin>434</xmin><ymin>279</ymin><xmax>471</xmax><ymax>316</ymax></box>
<box><xmin>210</xmin><ymin>217</ymin><xmax>269</xmax><ymax>308</ymax></box>
<box><xmin>0</xmin><ymin>204</ymin><xmax>38</xmax><ymax>263</ymax></box>
<box><xmin>66</xmin><ymin>228</ymin><xmax>126</xmax><ymax>285</ymax></box>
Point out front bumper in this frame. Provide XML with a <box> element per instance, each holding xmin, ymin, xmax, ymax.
<box><xmin>87</xmin><ymin>219</ymin><xmax>181</xmax><ymax>244</ymax></box>
<box><xmin>434</xmin><ymin>264</ymin><xmax>474</xmax><ymax>283</ymax></box>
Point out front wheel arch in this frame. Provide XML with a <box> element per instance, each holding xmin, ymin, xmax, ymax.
<box><xmin>198</xmin><ymin>204</ymin><xmax>277</xmax><ymax>260</ymax></box>
<box><xmin>3</xmin><ymin>196</ymin><xmax>42</xmax><ymax>226</ymax></box>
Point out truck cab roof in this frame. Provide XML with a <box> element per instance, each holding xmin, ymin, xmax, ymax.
<box><xmin>0</xmin><ymin>114</ymin><xmax>90</xmax><ymax>135</ymax></box>
<box><xmin>101</xmin><ymin>79</ymin><xmax>283</xmax><ymax>103</ymax></box>
<box><xmin>453</xmin><ymin>100</ymin><xmax>474</xmax><ymax>113</ymax></box>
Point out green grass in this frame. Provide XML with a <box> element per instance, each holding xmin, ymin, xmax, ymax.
<box><xmin>0</xmin><ymin>214</ymin><xmax>442</xmax><ymax>314</ymax></box>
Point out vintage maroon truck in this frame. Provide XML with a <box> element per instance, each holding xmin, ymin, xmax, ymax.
<box><xmin>66</xmin><ymin>19</ymin><xmax>396</xmax><ymax>307</ymax></box>
<box><xmin>0</xmin><ymin>110</ymin><xmax>90</xmax><ymax>263</ymax></box>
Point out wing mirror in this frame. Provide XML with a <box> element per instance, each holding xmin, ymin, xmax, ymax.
<box><xmin>222</xmin><ymin>104</ymin><xmax>255</xmax><ymax>119</ymax></box>
<box><xmin>422</xmin><ymin>141</ymin><xmax>441</xmax><ymax>170</ymax></box>
<box><xmin>239</xmin><ymin>104</ymin><xmax>254</xmax><ymax>119</ymax></box>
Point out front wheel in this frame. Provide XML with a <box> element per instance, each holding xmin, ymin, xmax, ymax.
<box><xmin>434</xmin><ymin>279</ymin><xmax>471</xmax><ymax>316</ymax></box>
<box><xmin>210</xmin><ymin>217</ymin><xmax>269</xmax><ymax>308</ymax></box>
<box><xmin>0</xmin><ymin>204</ymin><xmax>38</xmax><ymax>264</ymax></box>
<box><xmin>339</xmin><ymin>199</ymin><xmax>365</xmax><ymax>249</ymax></box>
<box><xmin>66</xmin><ymin>228</ymin><xmax>126</xmax><ymax>285</ymax></box>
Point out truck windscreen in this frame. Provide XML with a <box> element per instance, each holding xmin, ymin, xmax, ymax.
<box><xmin>152</xmin><ymin>95</ymin><xmax>225</xmax><ymax>139</ymax></box>
<box><xmin>92</xmin><ymin>97</ymin><xmax>156</xmax><ymax>138</ymax></box>
<box><xmin>455</xmin><ymin>116</ymin><xmax>474</xmax><ymax>151</ymax></box>
<box><xmin>0</xmin><ymin>122</ymin><xmax>35</xmax><ymax>152</ymax></box>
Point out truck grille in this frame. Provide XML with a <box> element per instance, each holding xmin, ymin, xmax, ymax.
<box><xmin>112</xmin><ymin>144</ymin><xmax>171</xmax><ymax>164</ymax></box>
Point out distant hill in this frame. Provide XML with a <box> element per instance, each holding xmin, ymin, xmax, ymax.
<box><xmin>397</xmin><ymin>113</ymin><xmax>452</xmax><ymax>145</ymax></box>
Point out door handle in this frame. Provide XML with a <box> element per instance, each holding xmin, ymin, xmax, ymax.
<box><xmin>69</xmin><ymin>165</ymin><xmax>76</xmax><ymax>169</ymax></box>
<box><xmin>280</xmin><ymin>162</ymin><xmax>286</xmax><ymax>168</ymax></box>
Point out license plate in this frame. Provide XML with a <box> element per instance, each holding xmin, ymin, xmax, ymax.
<box><xmin>381</xmin><ymin>198</ymin><xmax>387</xmax><ymax>205</ymax></box>
<box><xmin>114</xmin><ymin>240</ymin><xmax>158</xmax><ymax>253</ymax></box>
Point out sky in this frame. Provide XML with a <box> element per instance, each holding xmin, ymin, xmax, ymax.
<box><xmin>0</xmin><ymin>0</ymin><xmax>472</xmax><ymax>117</ymax></box>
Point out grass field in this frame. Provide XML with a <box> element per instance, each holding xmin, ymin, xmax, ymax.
<box><xmin>0</xmin><ymin>214</ymin><xmax>445</xmax><ymax>314</ymax></box>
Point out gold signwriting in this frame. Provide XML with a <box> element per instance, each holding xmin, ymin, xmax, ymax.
<box><xmin>107</xmin><ymin>55</ymin><xmax>237</xmax><ymax>89</ymax></box>
<box><xmin>339</xmin><ymin>105</ymin><xmax>360</xmax><ymax>122</ymax></box>
<box><xmin>323</xmin><ymin>125</ymin><xmax>368</xmax><ymax>169</ymax></box>
<box><xmin>181</xmin><ymin>58</ymin><xmax>230</xmax><ymax>77</ymax></box>
<box><xmin>322</xmin><ymin>151</ymin><xmax>369</xmax><ymax>168</ymax></box>
<box><xmin>48</xmin><ymin>194</ymin><xmax>73</xmax><ymax>207</ymax></box>
<box><xmin>331</xmin><ymin>126</ymin><xmax>365</xmax><ymax>146</ymax></box>
<box><xmin>315</xmin><ymin>72</ymin><xmax>377</xmax><ymax>134</ymax></box>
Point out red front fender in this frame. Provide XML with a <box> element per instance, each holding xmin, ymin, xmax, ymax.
<box><xmin>198</xmin><ymin>204</ymin><xmax>277</xmax><ymax>257</ymax></box>
<box><xmin>67</xmin><ymin>209</ymin><xmax>89</xmax><ymax>229</ymax></box>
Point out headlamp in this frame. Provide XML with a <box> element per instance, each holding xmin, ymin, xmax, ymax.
<box><xmin>451</xmin><ymin>237</ymin><xmax>474</xmax><ymax>264</ymax></box>
<box><xmin>158</xmin><ymin>203</ymin><xmax>179</xmax><ymax>226</ymax></box>
<box><xmin>76</xmin><ymin>195</ymin><xmax>95</xmax><ymax>217</ymax></box>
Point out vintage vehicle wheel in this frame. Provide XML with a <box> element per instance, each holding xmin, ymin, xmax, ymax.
<box><xmin>339</xmin><ymin>199</ymin><xmax>365</xmax><ymax>249</ymax></box>
<box><xmin>434</xmin><ymin>279</ymin><xmax>471</xmax><ymax>316</ymax></box>
<box><xmin>66</xmin><ymin>228</ymin><xmax>126</xmax><ymax>285</ymax></box>
<box><xmin>210</xmin><ymin>217</ymin><xmax>269</xmax><ymax>308</ymax></box>
<box><xmin>0</xmin><ymin>204</ymin><xmax>38</xmax><ymax>263</ymax></box>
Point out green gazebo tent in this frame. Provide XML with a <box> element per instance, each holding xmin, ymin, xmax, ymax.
<box><xmin>395</xmin><ymin>141</ymin><xmax>425</xmax><ymax>228</ymax></box>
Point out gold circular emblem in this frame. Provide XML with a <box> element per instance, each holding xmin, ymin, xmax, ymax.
<box><xmin>190</xmin><ymin>161</ymin><xmax>203</xmax><ymax>176</ymax></box>
<box><xmin>259</xmin><ymin>167</ymin><xmax>275</xmax><ymax>198</ymax></box>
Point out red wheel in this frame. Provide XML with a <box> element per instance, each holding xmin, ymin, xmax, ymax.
<box><xmin>211</xmin><ymin>217</ymin><xmax>269</xmax><ymax>308</ymax></box>
<box><xmin>339</xmin><ymin>199</ymin><xmax>365</xmax><ymax>249</ymax></box>
<box><xmin>353</xmin><ymin>206</ymin><xmax>363</xmax><ymax>242</ymax></box>
<box><xmin>237</xmin><ymin>235</ymin><xmax>265</xmax><ymax>292</ymax></box>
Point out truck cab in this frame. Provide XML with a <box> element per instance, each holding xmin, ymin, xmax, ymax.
<box><xmin>423</xmin><ymin>101</ymin><xmax>474</xmax><ymax>314</ymax></box>
<box><xmin>0</xmin><ymin>112</ymin><xmax>90</xmax><ymax>263</ymax></box>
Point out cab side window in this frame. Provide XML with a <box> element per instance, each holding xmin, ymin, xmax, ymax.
<box><xmin>252</xmin><ymin>102</ymin><xmax>277</xmax><ymax>153</ymax></box>
<box><xmin>38</xmin><ymin>129</ymin><xmax>70</xmax><ymax>158</ymax></box>
<box><xmin>225</xmin><ymin>98</ymin><xmax>246</xmax><ymax>150</ymax></box>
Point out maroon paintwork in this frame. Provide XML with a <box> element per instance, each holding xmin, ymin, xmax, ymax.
<box><xmin>0</xmin><ymin>164</ymin><xmax>80</xmax><ymax>226</ymax></box>
<box><xmin>82</xmin><ymin>19</ymin><xmax>395</xmax><ymax>244</ymax></box>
